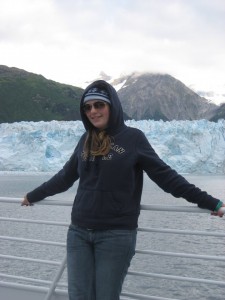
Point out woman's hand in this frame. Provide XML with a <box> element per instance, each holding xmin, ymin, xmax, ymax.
<box><xmin>21</xmin><ymin>196</ymin><xmax>32</xmax><ymax>206</ymax></box>
<box><xmin>211</xmin><ymin>204</ymin><xmax>225</xmax><ymax>217</ymax></box>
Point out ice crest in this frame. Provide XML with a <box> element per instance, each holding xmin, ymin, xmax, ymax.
<box><xmin>0</xmin><ymin>120</ymin><xmax>224</xmax><ymax>174</ymax></box>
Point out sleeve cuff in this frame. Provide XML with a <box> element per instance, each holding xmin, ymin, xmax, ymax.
<box><xmin>214</xmin><ymin>201</ymin><xmax>223</xmax><ymax>212</ymax></box>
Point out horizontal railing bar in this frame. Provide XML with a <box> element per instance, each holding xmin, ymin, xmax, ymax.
<box><xmin>138</xmin><ymin>226</ymin><xmax>225</xmax><ymax>237</ymax></box>
<box><xmin>1</xmin><ymin>217</ymin><xmax>224</xmax><ymax>238</ymax></box>
<box><xmin>121</xmin><ymin>291</ymin><xmax>179</xmax><ymax>300</ymax></box>
<box><xmin>0</xmin><ymin>254</ymin><xmax>61</xmax><ymax>266</ymax></box>
<box><xmin>0</xmin><ymin>216</ymin><xmax>69</xmax><ymax>226</ymax></box>
<box><xmin>1</xmin><ymin>239</ymin><xmax>222</xmax><ymax>267</ymax></box>
<box><xmin>128</xmin><ymin>270</ymin><xmax>225</xmax><ymax>286</ymax></box>
<box><xmin>0</xmin><ymin>235</ymin><xmax>65</xmax><ymax>247</ymax></box>
<box><xmin>0</xmin><ymin>273</ymin><xmax>67</xmax><ymax>288</ymax></box>
<box><xmin>0</xmin><ymin>273</ymin><xmax>50</xmax><ymax>285</ymax></box>
<box><xmin>135</xmin><ymin>249</ymin><xmax>225</xmax><ymax>261</ymax></box>
<box><xmin>141</xmin><ymin>204</ymin><xmax>225</xmax><ymax>214</ymax></box>
<box><xmin>0</xmin><ymin>197</ymin><xmax>72</xmax><ymax>206</ymax></box>
<box><xmin>0</xmin><ymin>280</ymin><xmax>48</xmax><ymax>292</ymax></box>
<box><xmin>0</xmin><ymin>280</ymin><xmax>68</xmax><ymax>295</ymax></box>
<box><xmin>1</xmin><ymin>197</ymin><xmax>225</xmax><ymax>214</ymax></box>
<box><xmin>1</xmin><ymin>235</ymin><xmax>223</xmax><ymax>265</ymax></box>
<box><xmin>1</xmin><ymin>216</ymin><xmax>224</xmax><ymax>239</ymax></box>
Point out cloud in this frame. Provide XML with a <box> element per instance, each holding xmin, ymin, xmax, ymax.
<box><xmin>0</xmin><ymin>0</ymin><xmax>225</xmax><ymax>96</ymax></box>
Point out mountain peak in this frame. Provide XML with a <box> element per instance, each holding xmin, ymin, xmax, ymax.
<box><xmin>114</xmin><ymin>72</ymin><xmax>217</xmax><ymax>121</ymax></box>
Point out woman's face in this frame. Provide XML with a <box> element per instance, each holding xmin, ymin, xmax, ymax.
<box><xmin>83</xmin><ymin>100</ymin><xmax>110</xmax><ymax>130</ymax></box>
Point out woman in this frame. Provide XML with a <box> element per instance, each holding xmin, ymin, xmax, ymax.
<box><xmin>22</xmin><ymin>80</ymin><xmax>224</xmax><ymax>300</ymax></box>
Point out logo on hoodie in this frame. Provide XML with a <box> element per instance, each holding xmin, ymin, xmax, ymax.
<box><xmin>81</xmin><ymin>143</ymin><xmax>126</xmax><ymax>162</ymax></box>
<box><xmin>111</xmin><ymin>143</ymin><xmax>125</xmax><ymax>154</ymax></box>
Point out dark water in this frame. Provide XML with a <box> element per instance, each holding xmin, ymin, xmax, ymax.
<box><xmin>0</xmin><ymin>173</ymin><xmax>224</xmax><ymax>300</ymax></box>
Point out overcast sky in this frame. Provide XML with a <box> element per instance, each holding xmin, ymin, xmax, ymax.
<box><xmin>1</xmin><ymin>0</ymin><xmax>225</xmax><ymax>98</ymax></box>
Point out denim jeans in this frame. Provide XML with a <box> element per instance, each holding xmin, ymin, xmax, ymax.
<box><xmin>67</xmin><ymin>224</ymin><xmax>137</xmax><ymax>300</ymax></box>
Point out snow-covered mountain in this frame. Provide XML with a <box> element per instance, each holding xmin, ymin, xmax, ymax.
<box><xmin>93</xmin><ymin>72</ymin><xmax>225</xmax><ymax>106</ymax></box>
<box><xmin>0</xmin><ymin>120</ymin><xmax>224</xmax><ymax>174</ymax></box>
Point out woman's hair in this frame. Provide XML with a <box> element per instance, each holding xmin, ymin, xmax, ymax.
<box><xmin>84</xmin><ymin>129</ymin><xmax>111</xmax><ymax>158</ymax></box>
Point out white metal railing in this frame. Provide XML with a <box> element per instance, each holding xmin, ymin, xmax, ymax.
<box><xmin>0</xmin><ymin>197</ymin><xmax>224</xmax><ymax>300</ymax></box>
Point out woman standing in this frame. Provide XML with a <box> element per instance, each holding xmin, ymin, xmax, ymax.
<box><xmin>22</xmin><ymin>80</ymin><xmax>224</xmax><ymax>300</ymax></box>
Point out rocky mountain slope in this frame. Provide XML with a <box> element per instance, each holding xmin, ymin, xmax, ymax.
<box><xmin>111</xmin><ymin>72</ymin><xmax>218</xmax><ymax>121</ymax></box>
<box><xmin>210</xmin><ymin>103</ymin><xmax>225</xmax><ymax>121</ymax></box>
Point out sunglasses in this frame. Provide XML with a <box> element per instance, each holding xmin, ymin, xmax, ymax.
<box><xmin>83</xmin><ymin>101</ymin><xmax>107</xmax><ymax>113</ymax></box>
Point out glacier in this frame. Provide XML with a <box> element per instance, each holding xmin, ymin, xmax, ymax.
<box><xmin>0</xmin><ymin>120</ymin><xmax>225</xmax><ymax>174</ymax></box>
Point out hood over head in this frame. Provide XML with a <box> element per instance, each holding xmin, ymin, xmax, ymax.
<box><xmin>80</xmin><ymin>80</ymin><xmax>125</xmax><ymax>135</ymax></box>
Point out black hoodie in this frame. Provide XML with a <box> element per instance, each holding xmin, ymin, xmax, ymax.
<box><xmin>27</xmin><ymin>80</ymin><xmax>221</xmax><ymax>229</ymax></box>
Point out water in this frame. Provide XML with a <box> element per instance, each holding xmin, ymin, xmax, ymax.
<box><xmin>0</xmin><ymin>172</ymin><xmax>224</xmax><ymax>300</ymax></box>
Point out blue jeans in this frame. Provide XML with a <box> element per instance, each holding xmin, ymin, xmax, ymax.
<box><xmin>67</xmin><ymin>224</ymin><xmax>137</xmax><ymax>300</ymax></box>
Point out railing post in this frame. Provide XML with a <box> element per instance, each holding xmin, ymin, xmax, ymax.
<box><xmin>44</xmin><ymin>254</ymin><xmax>67</xmax><ymax>300</ymax></box>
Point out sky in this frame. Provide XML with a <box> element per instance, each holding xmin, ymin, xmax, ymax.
<box><xmin>1</xmin><ymin>0</ymin><xmax>225</xmax><ymax>103</ymax></box>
